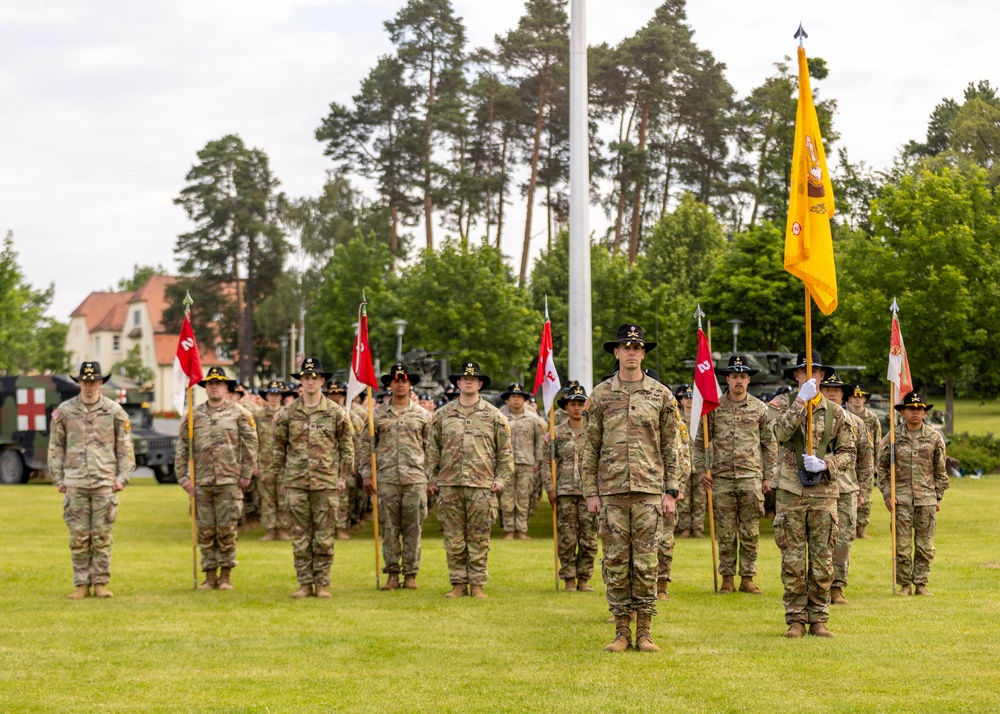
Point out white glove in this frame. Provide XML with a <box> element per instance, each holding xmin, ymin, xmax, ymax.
<box><xmin>797</xmin><ymin>379</ymin><xmax>818</xmax><ymax>402</ymax></box>
<box><xmin>803</xmin><ymin>454</ymin><xmax>827</xmax><ymax>473</ymax></box>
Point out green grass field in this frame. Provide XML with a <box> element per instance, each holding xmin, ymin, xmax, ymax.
<box><xmin>953</xmin><ymin>398</ymin><xmax>1000</xmax><ymax>436</ymax></box>
<box><xmin>2</xmin><ymin>479</ymin><xmax>998</xmax><ymax>713</ymax></box>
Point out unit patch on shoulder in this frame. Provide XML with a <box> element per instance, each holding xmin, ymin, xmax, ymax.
<box><xmin>52</xmin><ymin>411</ymin><xmax>60</xmax><ymax>422</ymax></box>
<box><xmin>248</xmin><ymin>416</ymin><xmax>256</xmax><ymax>429</ymax></box>
<box><xmin>123</xmin><ymin>420</ymin><xmax>131</xmax><ymax>432</ymax></box>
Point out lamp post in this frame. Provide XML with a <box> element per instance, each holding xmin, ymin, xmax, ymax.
<box><xmin>393</xmin><ymin>319</ymin><xmax>409</xmax><ymax>362</ymax></box>
<box><xmin>279</xmin><ymin>335</ymin><xmax>288</xmax><ymax>380</ymax></box>
<box><xmin>727</xmin><ymin>318</ymin><xmax>743</xmax><ymax>353</ymax></box>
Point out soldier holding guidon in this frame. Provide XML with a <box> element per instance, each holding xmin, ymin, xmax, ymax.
<box><xmin>498</xmin><ymin>382</ymin><xmax>546</xmax><ymax>540</ymax></box>
<box><xmin>175</xmin><ymin>366</ymin><xmax>259</xmax><ymax>591</ymax></box>
<box><xmin>359</xmin><ymin>363</ymin><xmax>432</xmax><ymax>591</ymax></box>
<box><xmin>582</xmin><ymin>324</ymin><xmax>681</xmax><ymax>653</ymax></box>
<box><xmin>49</xmin><ymin>362</ymin><xmax>135</xmax><ymax>599</ymax></box>
<box><xmin>271</xmin><ymin>358</ymin><xmax>354</xmax><ymax>599</ymax></box>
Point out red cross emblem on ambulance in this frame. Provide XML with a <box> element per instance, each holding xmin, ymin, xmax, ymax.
<box><xmin>116</xmin><ymin>388</ymin><xmax>128</xmax><ymax>403</ymax></box>
<box><xmin>17</xmin><ymin>388</ymin><xmax>47</xmax><ymax>431</ymax></box>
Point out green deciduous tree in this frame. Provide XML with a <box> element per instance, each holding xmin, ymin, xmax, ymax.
<box><xmin>112</xmin><ymin>344</ymin><xmax>155</xmax><ymax>384</ymax></box>
<box><xmin>112</xmin><ymin>264</ymin><xmax>167</xmax><ymax>292</ymax></box>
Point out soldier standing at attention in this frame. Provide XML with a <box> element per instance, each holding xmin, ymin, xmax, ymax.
<box><xmin>256</xmin><ymin>380</ymin><xmax>290</xmax><ymax>542</ymax></box>
<box><xmin>272</xmin><ymin>358</ymin><xmax>354</xmax><ymax>599</ymax></box>
<box><xmin>546</xmin><ymin>383</ymin><xmax>598</xmax><ymax>592</ymax></box>
<box><xmin>877</xmin><ymin>392</ymin><xmax>948</xmax><ymax>596</ymax></box>
<box><xmin>772</xmin><ymin>351</ymin><xmax>855</xmax><ymax>637</ymax></box>
<box><xmin>673</xmin><ymin>385</ymin><xmax>707</xmax><ymax>538</ymax></box>
<box><xmin>359</xmin><ymin>364</ymin><xmax>432</xmax><ymax>591</ymax></box>
<box><xmin>847</xmin><ymin>384</ymin><xmax>882</xmax><ymax>539</ymax></box>
<box><xmin>426</xmin><ymin>361</ymin><xmax>514</xmax><ymax>599</ymax></box>
<box><xmin>819</xmin><ymin>372</ymin><xmax>873</xmax><ymax>605</ymax></box>
<box><xmin>49</xmin><ymin>362</ymin><xmax>135</xmax><ymax>599</ymax></box>
<box><xmin>694</xmin><ymin>355</ymin><xmax>777</xmax><ymax>595</ymax></box>
<box><xmin>326</xmin><ymin>379</ymin><xmax>363</xmax><ymax>540</ymax></box>
<box><xmin>498</xmin><ymin>383</ymin><xmax>545</xmax><ymax>540</ymax></box>
<box><xmin>176</xmin><ymin>367</ymin><xmax>258</xmax><ymax>591</ymax></box>
<box><xmin>582</xmin><ymin>325</ymin><xmax>680</xmax><ymax>653</ymax></box>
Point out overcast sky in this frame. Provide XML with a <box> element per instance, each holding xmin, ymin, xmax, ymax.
<box><xmin>1</xmin><ymin>0</ymin><xmax>995</xmax><ymax>320</ymax></box>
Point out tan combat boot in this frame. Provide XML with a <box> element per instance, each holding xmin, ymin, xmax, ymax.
<box><xmin>564</xmin><ymin>578</ymin><xmax>578</xmax><ymax>592</ymax></box>
<box><xmin>783</xmin><ymin>622</ymin><xmax>806</xmax><ymax>638</ymax></box>
<box><xmin>217</xmin><ymin>568</ymin><xmax>234</xmax><ymax>591</ymax></box>
<box><xmin>577</xmin><ymin>579</ymin><xmax>595</xmax><ymax>592</ymax></box>
<box><xmin>290</xmin><ymin>584</ymin><xmax>313</xmax><ymax>599</ymax></box>
<box><xmin>403</xmin><ymin>575</ymin><xmax>418</xmax><ymax>589</ymax></box>
<box><xmin>259</xmin><ymin>529</ymin><xmax>278</xmax><ymax>542</ymax></box>
<box><xmin>605</xmin><ymin>611</ymin><xmax>637</xmax><ymax>623</ymax></box>
<box><xmin>719</xmin><ymin>575</ymin><xmax>735</xmax><ymax>593</ymax></box>
<box><xmin>856</xmin><ymin>523</ymin><xmax>870</xmax><ymax>539</ymax></box>
<box><xmin>896</xmin><ymin>585</ymin><xmax>912</xmax><ymax>596</ymax></box>
<box><xmin>675</xmin><ymin>529</ymin><xmax>691</xmax><ymax>539</ymax></box>
<box><xmin>277</xmin><ymin>529</ymin><xmax>292</xmax><ymax>541</ymax></box>
<box><xmin>914</xmin><ymin>585</ymin><xmax>934</xmax><ymax>596</ymax></box>
<box><xmin>67</xmin><ymin>585</ymin><xmax>90</xmax><ymax>600</ymax></box>
<box><xmin>93</xmin><ymin>584</ymin><xmax>114</xmax><ymax>598</ymax></box>
<box><xmin>515</xmin><ymin>532</ymin><xmax>531</xmax><ymax>540</ymax></box>
<box><xmin>336</xmin><ymin>529</ymin><xmax>351</xmax><ymax>541</ymax></box>
<box><xmin>635</xmin><ymin>612</ymin><xmax>660</xmax><ymax>652</ymax></box>
<box><xmin>315</xmin><ymin>585</ymin><xmax>332</xmax><ymax>599</ymax></box>
<box><xmin>691</xmin><ymin>529</ymin><xmax>705</xmax><ymax>539</ymax></box>
<box><xmin>445</xmin><ymin>584</ymin><xmax>468</xmax><ymax>598</ymax></box>
<box><xmin>503</xmin><ymin>532</ymin><xmax>515</xmax><ymax>541</ymax></box>
<box><xmin>604</xmin><ymin>615</ymin><xmax>632</xmax><ymax>652</ymax></box>
<box><xmin>198</xmin><ymin>570</ymin><xmax>218</xmax><ymax>591</ymax></box>
<box><xmin>809</xmin><ymin>622</ymin><xmax>835</xmax><ymax>638</ymax></box>
<box><xmin>381</xmin><ymin>574</ymin><xmax>400</xmax><ymax>591</ymax></box>
<box><xmin>470</xmin><ymin>584</ymin><xmax>488</xmax><ymax>599</ymax></box>
<box><xmin>739</xmin><ymin>577</ymin><xmax>762</xmax><ymax>595</ymax></box>
<box><xmin>830</xmin><ymin>587</ymin><xmax>849</xmax><ymax>605</ymax></box>
<box><xmin>656</xmin><ymin>581</ymin><xmax>670</xmax><ymax>601</ymax></box>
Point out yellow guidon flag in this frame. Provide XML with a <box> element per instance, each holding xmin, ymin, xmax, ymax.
<box><xmin>784</xmin><ymin>46</ymin><xmax>837</xmax><ymax>315</ymax></box>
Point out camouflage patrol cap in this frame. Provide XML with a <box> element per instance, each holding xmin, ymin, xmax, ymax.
<box><xmin>198</xmin><ymin>366</ymin><xmax>237</xmax><ymax>389</ymax></box>
<box><xmin>380</xmin><ymin>363</ymin><xmax>421</xmax><ymax>387</ymax></box>
<box><xmin>500</xmin><ymin>382</ymin><xmax>530</xmax><ymax>400</ymax></box>
<box><xmin>449</xmin><ymin>361</ymin><xmax>491</xmax><ymax>390</ymax></box>
<box><xmin>71</xmin><ymin>361</ymin><xmax>111</xmax><ymax>383</ymax></box>
<box><xmin>557</xmin><ymin>383</ymin><xmax>588</xmax><ymax>409</ymax></box>
<box><xmin>292</xmin><ymin>357</ymin><xmax>332</xmax><ymax>380</ymax></box>
<box><xmin>895</xmin><ymin>391</ymin><xmax>933</xmax><ymax>412</ymax></box>
<box><xmin>603</xmin><ymin>324</ymin><xmax>657</xmax><ymax>355</ymax></box>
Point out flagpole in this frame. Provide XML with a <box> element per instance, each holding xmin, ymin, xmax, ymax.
<box><xmin>805</xmin><ymin>288</ymin><xmax>814</xmax><ymax>452</ymax></box>
<box><xmin>704</xmin><ymin>318</ymin><xmax>719</xmax><ymax>593</ymax></box>
<box><xmin>549</xmin><ymin>404</ymin><xmax>559</xmax><ymax>590</ymax></box>
<box><xmin>183</xmin><ymin>292</ymin><xmax>198</xmax><ymax>591</ymax></box>
<box><xmin>889</xmin><ymin>381</ymin><xmax>897</xmax><ymax>594</ymax></box>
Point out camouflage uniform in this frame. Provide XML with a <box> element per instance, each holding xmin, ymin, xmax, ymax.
<box><xmin>426</xmin><ymin>399</ymin><xmax>514</xmax><ymax>586</ymax></box>
<box><xmin>692</xmin><ymin>393</ymin><xmax>777</xmax><ymax>578</ymax></box>
<box><xmin>675</xmin><ymin>434</ymin><xmax>707</xmax><ymax>534</ymax></box>
<box><xmin>338</xmin><ymin>407</ymin><xmax>365</xmax><ymax>533</ymax></box>
<box><xmin>581</xmin><ymin>374</ymin><xmax>681</xmax><ymax>617</ymax></box>
<box><xmin>877</xmin><ymin>424</ymin><xmax>948</xmax><ymax>588</ymax></box>
<box><xmin>271</xmin><ymin>396</ymin><xmax>354</xmax><ymax>588</ymax></box>
<box><xmin>852</xmin><ymin>406</ymin><xmax>883</xmax><ymax>530</ymax></box>
<box><xmin>175</xmin><ymin>401</ymin><xmax>258</xmax><ymax>572</ymax></box>
<box><xmin>832</xmin><ymin>407</ymin><xmax>873</xmax><ymax>591</ymax></box>
<box><xmin>255</xmin><ymin>404</ymin><xmax>288</xmax><ymax>532</ymax></box>
<box><xmin>772</xmin><ymin>396</ymin><xmax>856</xmax><ymax>626</ymax></box>
<box><xmin>48</xmin><ymin>396</ymin><xmax>135</xmax><ymax>587</ymax></box>
<box><xmin>359</xmin><ymin>400</ymin><xmax>432</xmax><ymax>576</ymax></box>
<box><xmin>549</xmin><ymin>421</ymin><xmax>598</xmax><ymax>582</ymax></box>
<box><xmin>498</xmin><ymin>405</ymin><xmax>545</xmax><ymax>534</ymax></box>
<box><xmin>350</xmin><ymin>403</ymin><xmax>370</xmax><ymax>524</ymax></box>
<box><xmin>656</xmin><ymin>412</ymin><xmax>689</xmax><ymax>587</ymax></box>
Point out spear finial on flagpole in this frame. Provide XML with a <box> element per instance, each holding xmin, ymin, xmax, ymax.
<box><xmin>544</xmin><ymin>295</ymin><xmax>549</xmax><ymax>321</ymax></box>
<box><xmin>890</xmin><ymin>297</ymin><xmax>900</xmax><ymax>315</ymax></box>
<box><xmin>794</xmin><ymin>22</ymin><xmax>807</xmax><ymax>47</ymax></box>
<box><xmin>183</xmin><ymin>290</ymin><xmax>193</xmax><ymax>317</ymax></box>
<box><xmin>694</xmin><ymin>303</ymin><xmax>705</xmax><ymax>330</ymax></box>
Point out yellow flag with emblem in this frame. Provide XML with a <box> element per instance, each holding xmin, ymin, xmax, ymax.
<box><xmin>784</xmin><ymin>46</ymin><xmax>837</xmax><ymax>315</ymax></box>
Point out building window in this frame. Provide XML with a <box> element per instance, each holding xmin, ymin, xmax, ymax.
<box><xmin>216</xmin><ymin>345</ymin><xmax>233</xmax><ymax>361</ymax></box>
<box><xmin>113</xmin><ymin>336</ymin><xmax>121</xmax><ymax>353</ymax></box>
<box><xmin>133</xmin><ymin>309</ymin><xmax>141</xmax><ymax>326</ymax></box>
<box><xmin>94</xmin><ymin>336</ymin><xmax>101</xmax><ymax>353</ymax></box>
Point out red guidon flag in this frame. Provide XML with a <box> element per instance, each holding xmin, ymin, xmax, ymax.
<box><xmin>690</xmin><ymin>328</ymin><xmax>722</xmax><ymax>443</ymax></box>
<box><xmin>532</xmin><ymin>317</ymin><xmax>561</xmax><ymax>416</ymax></box>
<box><xmin>346</xmin><ymin>302</ymin><xmax>378</xmax><ymax>406</ymax></box>
<box><xmin>887</xmin><ymin>313</ymin><xmax>913</xmax><ymax>404</ymax></box>
<box><xmin>172</xmin><ymin>314</ymin><xmax>203</xmax><ymax>415</ymax></box>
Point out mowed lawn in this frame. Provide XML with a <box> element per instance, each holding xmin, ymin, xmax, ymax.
<box><xmin>2</xmin><ymin>479</ymin><xmax>999</xmax><ymax>713</ymax></box>
<box><xmin>953</xmin><ymin>398</ymin><xmax>1000</xmax><ymax>436</ymax></box>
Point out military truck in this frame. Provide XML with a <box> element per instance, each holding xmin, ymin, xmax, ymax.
<box><xmin>0</xmin><ymin>374</ymin><xmax>177</xmax><ymax>484</ymax></box>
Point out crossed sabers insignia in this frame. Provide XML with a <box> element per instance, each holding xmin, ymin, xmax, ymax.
<box><xmin>734</xmin><ymin>357</ymin><xmax>743</xmax><ymax>365</ymax></box>
<box><xmin>464</xmin><ymin>366</ymin><xmax>476</xmax><ymax>375</ymax></box>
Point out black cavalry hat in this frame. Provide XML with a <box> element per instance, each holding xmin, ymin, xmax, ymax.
<box><xmin>443</xmin><ymin>382</ymin><xmax>460</xmax><ymax>401</ymax></box>
<box><xmin>558</xmin><ymin>383</ymin><xmax>588</xmax><ymax>410</ymax></box>
<box><xmin>71</xmin><ymin>361</ymin><xmax>111</xmax><ymax>383</ymax></box>
<box><xmin>895</xmin><ymin>391</ymin><xmax>933</xmax><ymax>412</ymax></box>
<box><xmin>849</xmin><ymin>384</ymin><xmax>870</xmax><ymax>401</ymax></box>
<box><xmin>262</xmin><ymin>380</ymin><xmax>284</xmax><ymax>394</ymax></box>
<box><xmin>673</xmin><ymin>383</ymin><xmax>693</xmax><ymax>400</ymax></box>
<box><xmin>198</xmin><ymin>366</ymin><xmax>237</xmax><ymax>389</ymax></box>
<box><xmin>819</xmin><ymin>371</ymin><xmax>852</xmax><ymax>399</ymax></box>
<box><xmin>448</xmin><ymin>361</ymin><xmax>491</xmax><ymax>390</ymax></box>
<box><xmin>603</xmin><ymin>323</ymin><xmax>657</xmax><ymax>355</ymax></box>
<box><xmin>292</xmin><ymin>357</ymin><xmax>332</xmax><ymax>380</ymax></box>
<box><xmin>501</xmin><ymin>382</ymin><xmax>531</xmax><ymax>400</ymax></box>
<box><xmin>380</xmin><ymin>363</ymin><xmax>420</xmax><ymax>387</ymax></box>
<box><xmin>782</xmin><ymin>350</ymin><xmax>829</xmax><ymax>379</ymax></box>
<box><xmin>325</xmin><ymin>379</ymin><xmax>346</xmax><ymax>395</ymax></box>
<box><xmin>717</xmin><ymin>353</ymin><xmax>759</xmax><ymax>376</ymax></box>
<box><xmin>644</xmin><ymin>368</ymin><xmax>665</xmax><ymax>385</ymax></box>
<box><xmin>229</xmin><ymin>381</ymin><xmax>247</xmax><ymax>395</ymax></box>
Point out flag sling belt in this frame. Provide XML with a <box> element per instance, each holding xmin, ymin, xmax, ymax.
<box><xmin>782</xmin><ymin>410</ymin><xmax>833</xmax><ymax>480</ymax></box>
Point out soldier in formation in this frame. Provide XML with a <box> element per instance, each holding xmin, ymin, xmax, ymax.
<box><xmin>359</xmin><ymin>364</ymin><xmax>432</xmax><ymax>591</ymax></box>
<box><xmin>819</xmin><ymin>372</ymin><xmax>874</xmax><ymax>605</ymax></box>
<box><xmin>645</xmin><ymin>368</ymin><xmax>682</xmax><ymax>602</ymax></box>
<box><xmin>426</xmin><ymin>361</ymin><xmax>513</xmax><ymax>599</ymax></box>
<box><xmin>582</xmin><ymin>324</ymin><xmax>680</xmax><ymax>653</ymax></box>
<box><xmin>256</xmin><ymin>380</ymin><xmax>290</xmax><ymax>542</ymax></box>
<box><xmin>877</xmin><ymin>392</ymin><xmax>948</xmax><ymax>596</ymax></box>
<box><xmin>771</xmin><ymin>351</ymin><xmax>856</xmax><ymax>637</ymax></box>
<box><xmin>695</xmin><ymin>355</ymin><xmax>777</xmax><ymax>595</ymax></box>
<box><xmin>672</xmin><ymin>385</ymin><xmax>707</xmax><ymax>538</ymax></box>
<box><xmin>546</xmin><ymin>383</ymin><xmax>598</xmax><ymax>592</ymax></box>
<box><xmin>49</xmin><ymin>361</ymin><xmax>135</xmax><ymax>599</ymax></box>
<box><xmin>271</xmin><ymin>358</ymin><xmax>354</xmax><ymax>598</ymax></box>
<box><xmin>498</xmin><ymin>383</ymin><xmax>545</xmax><ymax>540</ymax></box>
<box><xmin>175</xmin><ymin>367</ymin><xmax>259</xmax><ymax>591</ymax></box>
<box><xmin>325</xmin><ymin>379</ymin><xmax>364</xmax><ymax>540</ymax></box>
<box><xmin>847</xmin><ymin>384</ymin><xmax>882</xmax><ymax>539</ymax></box>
